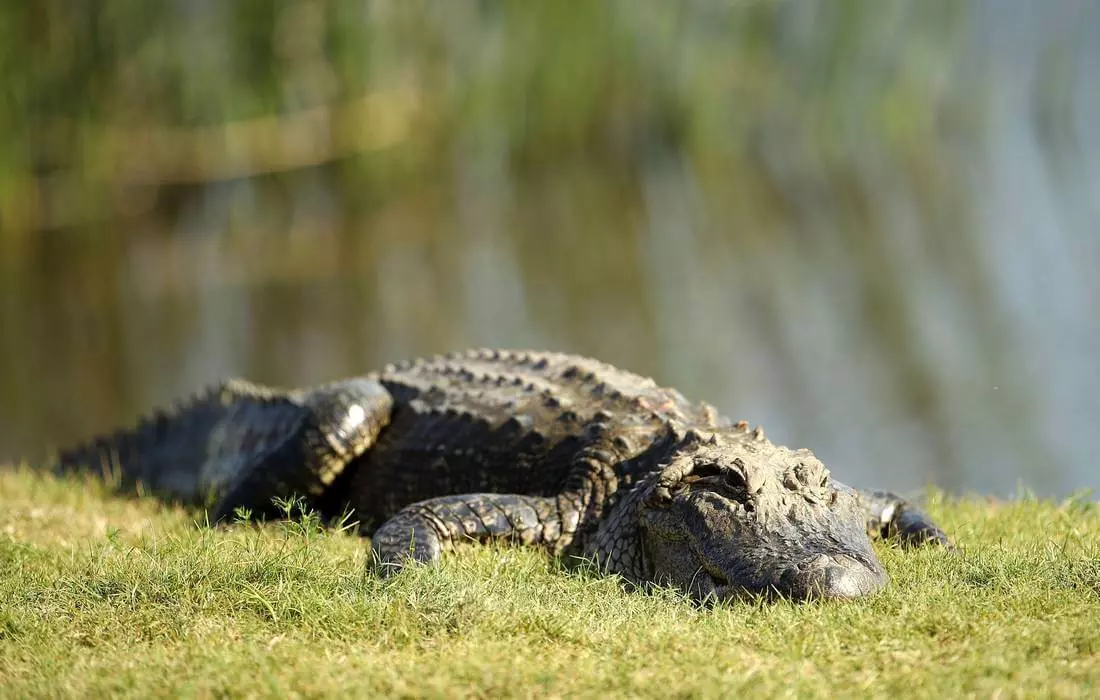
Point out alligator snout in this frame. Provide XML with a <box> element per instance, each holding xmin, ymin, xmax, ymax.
<box><xmin>782</xmin><ymin>553</ymin><xmax>887</xmax><ymax>600</ymax></box>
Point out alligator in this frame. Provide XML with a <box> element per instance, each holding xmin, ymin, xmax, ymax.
<box><xmin>52</xmin><ymin>349</ymin><xmax>950</xmax><ymax>601</ymax></box>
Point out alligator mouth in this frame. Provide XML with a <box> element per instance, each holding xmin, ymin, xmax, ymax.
<box><xmin>694</xmin><ymin>564</ymin><xmax>766</xmax><ymax>604</ymax></box>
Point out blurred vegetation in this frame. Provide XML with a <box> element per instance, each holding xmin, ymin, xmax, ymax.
<box><xmin>0</xmin><ymin>1</ymin><xmax>1097</xmax><ymax>496</ymax></box>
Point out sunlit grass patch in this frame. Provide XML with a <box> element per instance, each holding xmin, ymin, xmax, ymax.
<box><xmin>1</xmin><ymin>466</ymin><xmax>1098</xmax><ymax>698</ymax></box>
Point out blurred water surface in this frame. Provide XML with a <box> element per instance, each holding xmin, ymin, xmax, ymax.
<box><xmin>1</xmin><ymin>1</ymin><xmax>1097</xmax><ymax>497</ymax></box>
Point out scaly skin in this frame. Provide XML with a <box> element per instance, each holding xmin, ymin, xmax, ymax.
<box><xmin>50</xmin><ymin>349</ymin><xmax>951</xmax><ymax>601</ymax></box>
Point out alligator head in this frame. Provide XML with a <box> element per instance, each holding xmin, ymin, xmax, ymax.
<box><xmin>627</xmin><ymin>427</ymin><xmax>887</xmax><ymax>602</ymax></box>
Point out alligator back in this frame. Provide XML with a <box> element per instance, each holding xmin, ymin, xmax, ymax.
<box><xmin>332</xmin><ymin>349</ymin><xmax>728</xmax><ymax>524</ymax></box>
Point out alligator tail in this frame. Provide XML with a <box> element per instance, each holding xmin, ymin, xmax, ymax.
<box><xmin>51</xmin><ymin>380</ymin><xmax>274</xmax><ymax>506</ymax></box>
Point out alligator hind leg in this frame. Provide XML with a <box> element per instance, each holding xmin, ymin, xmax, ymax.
<box><xmin>369</xmin><ymin>493</ymin><xmax>582</xmax><ymax>576</ymax></box>
<box><xmin>206</xmin><ymin>378</ymin><xmax>394</xmax><ymax>523</ymax></box>
<box><xmin>55</xmin><ymin>377</ymin><xmax>393</xmax><ymax>521</ymax></box>
<box><xmin>857</xmin><ymin>489</ymin><xmax>952</xmax><ymax>547</ymax></box>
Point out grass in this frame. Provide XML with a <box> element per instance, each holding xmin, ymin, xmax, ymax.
<box><xmin>1</xmin><ymin>466</ymin><xmax>1097</xmax><ymax>698</ymax></box>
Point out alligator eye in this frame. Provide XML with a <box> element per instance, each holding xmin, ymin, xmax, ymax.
<box><xmin>724</xmin><ymin>468</ymin><xmax>747</xmax><ymax>490</ymax></box>
<box><xmin>684</xmin><ymin>463</ymin><xmax>747</xmax><ymax>497</ymax></box>
<box><xmin>687</xmin><ymin>462</ymin><xmax>725</xmax><ymax>479</ymax></box>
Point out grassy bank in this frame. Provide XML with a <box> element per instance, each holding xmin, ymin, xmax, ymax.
<box><xmin>1</xmin><ymin>466</ymin><xmax>1097</xmax><ymax>698</ymax></box>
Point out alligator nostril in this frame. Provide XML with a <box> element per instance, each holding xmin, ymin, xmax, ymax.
<box><xmin>817</xmin><ymin>563</ymin><xmax>886</xmax><ymax>599</ymax></box>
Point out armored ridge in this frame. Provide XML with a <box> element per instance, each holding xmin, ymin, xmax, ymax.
<box><xmin>47</xmin><ymin>348</ymin><xmax>951</xmax><ymax>602</ymax></box>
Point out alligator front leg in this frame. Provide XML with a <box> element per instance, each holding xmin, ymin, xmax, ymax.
<box><xmin>858</xmin><ymin>489</ymin><xmax>952</xmax><ymax>547</ymax></box>
<box><xmin>369</xmin><ymin>493</ymin><xmax>582</xmax><ymax>575</ymax></box>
